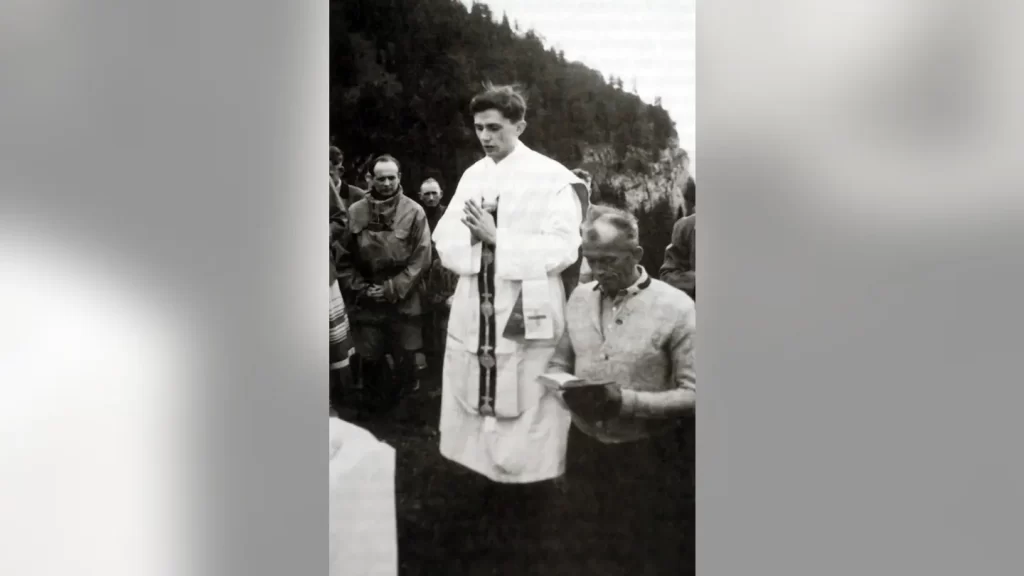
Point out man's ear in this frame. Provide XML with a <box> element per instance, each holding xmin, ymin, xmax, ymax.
<box><xmin>633</xmin><ymin>245</ymin><xmax>645</xmax><ymax>262</ymax></box>
<box><xmin>516</xmin><ymin>120</ymin><xmax>527</xmax><ymax>136</ymax></box>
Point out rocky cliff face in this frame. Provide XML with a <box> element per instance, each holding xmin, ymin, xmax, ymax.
<box><xmin>578</xmin><ymin>139</ymin><xmax>691</xmax><ymax>216</ymax></box>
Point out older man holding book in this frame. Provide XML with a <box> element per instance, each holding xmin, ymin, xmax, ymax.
<box><xmin>545</xmin><ymin>204</ymin><xmax>696</xmax><ymax>574</ymax></box>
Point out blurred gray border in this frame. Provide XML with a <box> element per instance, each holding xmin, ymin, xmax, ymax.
<box><xmin>700</xmin><ymin>1</ymin><xmax>1024</xmax><ymax>575</ymax></box>
<box><xmin>2</xmin><ymin>1</ymin><xmax>327</xmax><ymax>575</ymax></box>
<box><xmin>5</xmin><ymin>0</ymin><xmax>1023</xmax><ymax>574</ymax></box>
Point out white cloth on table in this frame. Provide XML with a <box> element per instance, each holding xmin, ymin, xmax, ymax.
<box><xmin>329</xmin><ymin>417</ymin><xmax>397</xmax><ymax>576</ymax></box>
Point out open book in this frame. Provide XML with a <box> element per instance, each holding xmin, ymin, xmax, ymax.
<box><xmin>538</xmin><ymin>372</ymin><xmax>614</xmax><ymax>393</ymax></box>
<box><xmin>540</xmin><ymin>373</ymin><xmax>619</xmax><ymax>426</ymax></box>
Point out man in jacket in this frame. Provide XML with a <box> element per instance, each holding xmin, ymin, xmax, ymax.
<box><xmin>337</xmin><ymin>154</ymin><xmax>433</xmax><ymax>409</ymax></box>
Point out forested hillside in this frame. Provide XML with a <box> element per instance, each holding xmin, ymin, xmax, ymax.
<box><xmin>332</xmin><ymin>0</ymin><xmax>677</xmax><ymax>186</ymax></box>
<box><xmin>331</xmin><ymin>0</ymin><xmax>689</xmax><ymax>271</ymax></box>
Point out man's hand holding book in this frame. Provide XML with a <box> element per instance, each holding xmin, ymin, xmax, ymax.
<box><xmin>539</xmin><ymin>373</ymin><xmax>622</xmax><ymax>424</ymax></box>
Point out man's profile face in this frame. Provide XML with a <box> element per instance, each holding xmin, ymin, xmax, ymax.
<box><xmin>371</xmin><ymin>161</ymin><xmax>401</xmax><ymax>197</ymax></box>
<box><xmin>581</xmin><ymin>220</ymin><xmax>642</xmax><ymax>294</ymax></box>
<box><xmin>473</xmin><ymin>109</ymin><xmax>524</xmax><ymax>161</ymax></box>
<box><xmin>419</xmin><ymin>183</ymin><xmax>441</xmax><ymax>207</ymax></box>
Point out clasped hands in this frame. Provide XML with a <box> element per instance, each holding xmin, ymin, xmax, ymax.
<box><xmin>363</xmin><ymin>284</ymin><xmax>386</xmax><ymax>301</ymax></box>
<box><xmin>461</xmin><ymin>199</ymin><xmax>496</xmax><ymax>246</ymax></box>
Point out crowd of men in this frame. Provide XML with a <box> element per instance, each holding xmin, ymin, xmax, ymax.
<box><xmin>329</xmin><ymin>82</ymin><xmax>696</xmax><ymax>573</ymax></box>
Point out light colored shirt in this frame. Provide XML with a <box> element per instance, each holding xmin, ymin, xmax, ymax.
<box><xmin>548</xmin><ymin>266</ymin><xmax>696</xmax><ymax>443</ymax></box>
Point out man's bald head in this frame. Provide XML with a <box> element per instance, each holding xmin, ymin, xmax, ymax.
<box><xmin>583</xmin><ymin>218</ymin><xmax>623</xmax><ymax>247</ymax></box>
<box><xmin>582</xmin><ymin>205</ymin><xmax>639</xmax><ymax>247</ymax></box>
<box><xmin>581</xmin><ymin>205</ymin><xmax>643</xmax><ymax>292</ymax></box>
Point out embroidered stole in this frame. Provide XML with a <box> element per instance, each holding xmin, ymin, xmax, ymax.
<box><xmin>477</xmin><ymin>202</ymin><xmax>499</xmax><ymax>416</ymax></box>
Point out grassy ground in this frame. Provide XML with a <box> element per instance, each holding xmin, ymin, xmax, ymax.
<box><xmin>341</xmin><ymin>358</ymin><xmax>694</xmax><ymax>576</ymax></box>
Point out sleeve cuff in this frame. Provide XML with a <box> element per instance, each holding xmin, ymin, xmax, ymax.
<box><xmin>383</xmin><ymin>278</ymin><xmax>399</xmax><ymax>303</ymax></box>
<box><xmin>619</xmin><ymin>388</ymin><xmax>639</xmax><ymax>417</ymax></box>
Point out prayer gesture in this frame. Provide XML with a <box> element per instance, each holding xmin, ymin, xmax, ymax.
<box><xmin>462</xmin><ymin>199</ymin><xmax>497</xmax><ymax>246</ymax></box>
<box><xmin>365</xmin><ymin>284</ymin><xmax>385</xmax><ymax>301</ymax></box>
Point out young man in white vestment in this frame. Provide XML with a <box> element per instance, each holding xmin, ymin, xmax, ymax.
<box><xmin>431</xmin><ymin>85</ymin><xmax>587</xmax><ymax>567</ymax></box>
<box><xmin>433</xmin><ymin>83</ymin><xmax>586</xmax><ymax>483</ymax></box>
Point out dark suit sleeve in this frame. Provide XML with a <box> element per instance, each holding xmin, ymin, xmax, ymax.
<box><xmin>659</xmin><ymin>217</ymin><xmax>695</xmax><ymax>298</ymax></box>
<box><xmin>329</xmin><ymin>184</ymin><xmax>347</xmax><ymax>267</ymax></box>
<box><xmin>560</xmin><ymin>182</ymin><xmax>591</xmax><ymax>296</ymax></box>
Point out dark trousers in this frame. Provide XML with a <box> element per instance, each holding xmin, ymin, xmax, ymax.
<box><xmin>328</xmin><ymin>366</ymin><xmax>351</xmax><ymax>413</ymax></box>
<box><xmin>420</xmin><ymin>306</ymin><xmax>448</xmax><ymax>357</ymax></box>
<box><xmin>353</xmin><ymin>314</ymin><xmax>422</xmax><ymax>410</ymax></box>
<box><xmin>565</xmin><ymin>421</ymin><xmax>695</xmax><ymax>575</ymax></box>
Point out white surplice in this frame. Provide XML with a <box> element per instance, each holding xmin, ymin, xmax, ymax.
<box><xmin>433</xmin><ymin>142</ymin><xmax>583</xmax><ymax>483</ymax></box>
<box><xmin>329</xmin><ymin>417</ymin><xmax>397</xmax><ymax>576</ymax></box>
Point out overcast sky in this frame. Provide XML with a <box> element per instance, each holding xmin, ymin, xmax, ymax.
<box><xmin>459</xmin><ymin>0</ymin><xmax>696</xmax><ymax>174</ymax></box>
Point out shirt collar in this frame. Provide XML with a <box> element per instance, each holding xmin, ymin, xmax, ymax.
<box><xmin>594</xmin><ymin>265</ymin><xmax>651</xmax><ymax>297</ymax></box>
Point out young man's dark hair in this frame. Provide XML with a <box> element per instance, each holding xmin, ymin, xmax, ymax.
<box><xmin>469</xmin><ymin>82</ymin><xmax>528</xmax><ymax>123</ymax></box>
